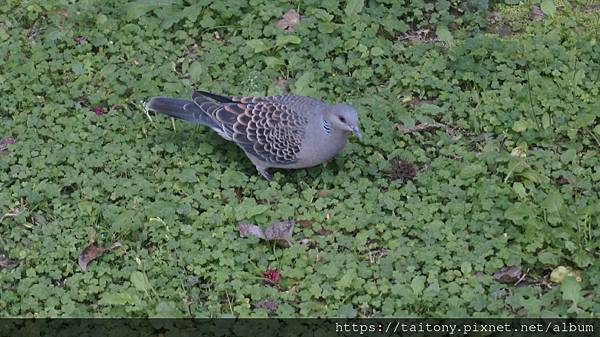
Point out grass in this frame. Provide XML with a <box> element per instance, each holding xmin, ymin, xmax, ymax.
<box><xmin>0</xmin><ymin>0</ymin><xmax>599</xmax><ymax>317</ymax></box>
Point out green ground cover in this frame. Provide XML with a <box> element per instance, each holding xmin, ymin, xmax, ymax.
<box><xmin>0</xmin><ymin>0</ymin><xmax>599</xmax><ymax>317</ymax></box>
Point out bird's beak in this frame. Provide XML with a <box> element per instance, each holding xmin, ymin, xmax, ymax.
<box><xmin>352</xmin><ymin>126</ymin><xmax>362</xmax><ymax>140</ymax></box>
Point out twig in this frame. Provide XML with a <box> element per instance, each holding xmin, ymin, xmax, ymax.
<box><xmin>514</xmin><ymin>268</ymin><xmax>530</xmax><ymax>287</ymax></box>
<box><xmin>394</xmin><ymin>122</ymin><xmax>455</xmax><ymax>134</ymax></box>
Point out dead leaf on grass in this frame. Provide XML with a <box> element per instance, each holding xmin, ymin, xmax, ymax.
<box><xmin>238</xmin><ymin>223</ymin><xmax>266</xmax><ymax>240</ymax></box>
<box><xmin>0</xmin><ymin>137</ymin><xmax>15</xmax><ymax>155</ymax></box>
<box><xmin>239</xmin><ymin>220</ymin><xmax>295</xmax><ymax>247</ymax></box>
<box><xmin>493</xmin><ymin>265</ymin><xmax>523</xmax><ymax>284</ymax></box>
<box><xmin>531</xmin><ymin>5</ymin><xmax>545</xmax><ymax>21</ymax></box>
<box><xmin>273</xmin><ymin>77</ymin><xmax>289</xmax><ymax>93</ymax></box>
<box><xmin>0</xmin><ymin>255</ymin><xmax>19</xmax><ymax>269</ymax></box>
<box><xmin>78</xmin><ymin>229</ymin><xmax>122</xmax><ymax>272</ymax></box>
<box><xmin>394</xmin><ymin>122</ymin><xmax>448</xmax><ymax>134</ymax></box>
<box><xmin>275</xmin><ymin>9</ymin><xmax>301</xmax><ymax>32</ymax></box>
<box><xmin>387</xmin><ymin>158</ymin><xmax>417</xmax><ymax>183</ymax></box>
<box><xmin>254</xmin><ymin>299</ymin><xmax>278</xmax><ymax>315</ymax></box>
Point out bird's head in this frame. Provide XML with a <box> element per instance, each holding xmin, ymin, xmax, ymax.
<box><xmin>327</xmin><ymin>103</ymin><xmax>362</xmax><ymax>140</ymax></box>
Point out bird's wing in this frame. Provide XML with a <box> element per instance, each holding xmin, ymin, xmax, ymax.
<box><xmin>192</xmin><ymin>92</ymin><xmax>309</xmax><ymax>165</ymax></box>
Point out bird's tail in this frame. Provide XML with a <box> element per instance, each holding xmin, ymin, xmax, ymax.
<box><xmin>145</xmin><ymin>97</ymin><xmax>221</xmax><ymax>130</ymax></box>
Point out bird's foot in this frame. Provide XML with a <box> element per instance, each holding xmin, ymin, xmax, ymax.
<box><xmin>257</xmin><ymin>167</ymin><xmax>273</xmax><ymax>181</ymax></box>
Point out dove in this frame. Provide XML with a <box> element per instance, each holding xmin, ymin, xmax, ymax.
<box><xmin>145</xmin><ymin>91</ymin><xmax>361</xmax><ymax>180</ymax></box>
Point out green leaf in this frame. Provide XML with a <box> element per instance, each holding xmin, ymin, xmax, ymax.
<box><xmin>99</xmin><ymin>292</ymin><xmax>140</xmax><ymax>306</ymax></box>
<box><xmin>371</xmin><ymin>46</ymin><xmax>384</xmax><ymax>57</ymax></box>
<box><xmin>538</xmin><ymin>252</ymin><xmax>559</xmax><ymax>265</ymax></box>
<box><xmin>336</xmin><ymin>304</ymin><xmax>357</xmax><ymax>317</ymax></box>
<box><xmin>336</xmin><ymin>271</ymin><xmax>354</xmax><ymax>289</ymax></box>
<box><xmin>542</xmin><ymin>190</ymin><xmax>563</xmax><ymax>213</ymax></box>
<box><xmin>318</xmin><ymin>21</ymin><xmax>336</xmax><ymax>33</ymax></box>
<box><xmin>512</xmin><ymin>119</ymin><xmax>532</xmax><ymax>132</ymax></box>
<box><xmin>540</xmin><ymin>0</ymin><xmax>556</xmax><ymax>16</ymax></box>
<box><xmin>561</xmin><ymin>276</ymin><xmax>582</xmax><ymax>312</ymax></box>
<box><xmin>411</xmin><ymin>275</ymin><xmax>425</xmax><ymax>295</ymax></box>
<box><xmin>436</xmin><ymin>25</ymin><xmax>454</xmax><ymax>46</ymax></box>
<box><xmin>125</xmin><ymin>0</ymin><xmax>177</xmax><ymax>20</ymax></box>
<box><xmin>344</xmin><ymin>0</ymin><xmax>364</xmax><ymax>17</ymax></box>
<box><xmin>246</xmin><ymin>39</ymin><xmax>270</xmax><ymax>53</ymax></box>
<box><xmin>264</xmin><ymin>57</ymin><xmax>285</xmax><ymax>68</ymax></box>
<box><xmin>513</xmin><ymin>182</ymin><xmax>527</xmax><ymax>198</ymax></box>
<box><xmin>153</xmin><ymin>301</ymin><xmax>179</xmax><ymax>317</ymax></box>
<box><xmin>245</xmin><ymin>204</ymin><xmax>270</xmax><ymax>218</ymax></box>
<box><xmin>292</xmin><ymin>71</ymin><xmax>315</xmax><ymax>96</ymax></box>
<box><xmin>199</xmin><ymin>15</ymin><xmax>216</xmax><ymax>28</ymax></box>
<box><xmin>276</xmin><ymin>35</ymin><xmax>301</xmax><ymax>48</ymax></box>
<box><xmin>179</xmin><ymin>168</ymin><xmax>197</xmax><ymax>183</ymax></box>
<box><xmin>460</xmin><ymin>262</ymin><xmax>472</xmax><ymax>275</ymax></box>
<box><xmin>131</xmin><ymin>271</ymin><xmax>150</xmax><ymax>292</ymax></box>
<box><xmin>71</xmin><ymin>62</ymin><xmax>85</xmax><ymax>75</ymax></box>
<box><xmin>188</xmin><ymin>62</ymin><xmax>203</xmax><ymax>82</ymax></box>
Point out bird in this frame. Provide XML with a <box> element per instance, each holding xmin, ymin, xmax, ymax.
<box><xmin>145</xmin><ymin>91</ymin><xmax>361</xmax><ymax>181</ymax></box>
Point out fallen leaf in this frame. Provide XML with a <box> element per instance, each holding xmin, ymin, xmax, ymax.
<box><xmin>393</xmin><ymin>122</ymin><xmax>447</xmax><ymax>134</ymax></box>
<box><xmin>387</xmin><ymin>158</ymin><xmax>417</xmax><ymax>182</ymax></box>
<box><xmin>32</xmin><ymin>213</ymin><xmax>46</xmax><ymax>226</ymax></box>
<box><xmin>275</xmin><ymin>9</ymin><xmax>301</xmax><ymax>32</ymax></box>
<box><xmin>510</xmin><ymin>146</ymin><xmax>527</xmax><ymax>158</ymax></box>
<box><xmin>396</xmin><ymin>29</ymin><xmax>438</xmax><ymax>43</ymax></box>
<box><xmin>78</xmin><ymin>230</ymin><xmax>122</xmax><ymax>272</ymax></box>
<box><xmin>0</xmin><ymin>255</ymin><xmax>19</xmax><ymax>269</ymax></box>
<box><xmin>254</xmin><ymin>299</ymin><xmax>278</xmax><ymax>315</ymax></box>
<box><xmin>239</xmin><ymin>221</ymin><xmax>296</xmax><ymax>247</ymax></box>
<box><xmin>263</xmin><ymin>220</ymin><xmax>295</xmax><ymax>246</ymax></box>
<box><xmin>238</xmin><ymin>223</ymin><xmax>266</xmax><ymax>240</ymax></box>
<box><xmin>531</xmin><ymin>5</ymin><xmax>545</xmax><ymax>21</ymax></box>
<box><xmin>272</xmin><ymin>77</ymin><xmax>289</xmax><ymax>93</ymax></box>
<box><xmin>550</xmin><ymin>266</ymin><xmax>582</xmax><ymax>283</ymax></box>
<box><xmin>489</xmin><ymin>11</ymin><xmax>502</xmax><ymax>25</ymax></box>
<box><xmin>316</xmin><ymin>190</ymin><xmax>329</xmax><ymax>198</ymax></box>
<box><xmin>297</xmin><ymin>220</ymin><xmax>314</xmax><ymax>228</ymax></box>
<box><xmin>493</xmin><ymin>266</ymin><xmax>523</xmax><ymax>284</ymax></box>
<box><xmin>316</xmin><ymin>228</ymin><xmax>332</xmax><ymax>236</ymax></box>
<box><xmin>583</xmin><ymin>4</ymin><xmax>600</xmax><ymax>13</ymax></box>
<box><xmin>0</xmin><ymin>137</ymin><xmax>15</xmax><ymax>155</ymax></box>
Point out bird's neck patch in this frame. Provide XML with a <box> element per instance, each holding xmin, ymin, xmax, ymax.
<box><xmin>322</xmin><ymin>117</ymin><xmax>331</xmax><ymax>134</ymax></box>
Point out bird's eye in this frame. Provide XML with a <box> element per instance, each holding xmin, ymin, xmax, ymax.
<box><xmin>339</xmin><ymin>116</ymin><xmax>346</xmax><ymax>123</ymax></box>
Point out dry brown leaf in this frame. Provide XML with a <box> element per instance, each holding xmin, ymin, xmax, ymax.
<box><xmin>239</xmin><ymin>221</ymin><xmax>295</xmax><ymax>247</ymax></box>
<box><xmin>275</xmin><ymin>9</ymin><xmax>301</xmax><ymax>32</ymax></box>
<box><xmin>493</xmin><ymin>266</ymin><xmax>523</xmax><ymax>284</ymax></box>
<box><xmin>0</xmin><ymin>137</ymin><xmax>15</xmax><ymax>155</ymax></box>
<box><xmin>78</xmin><ymin>230</ymin><xmax>122</xmax><ymax>272</ymax></box>
<box><xmin>387</xmin><ymin>158</ymin><xmax>417</xmax><ymax>182</ymax></box>
<box><xmin>238</xmin><ymin>223</ymin><xmax>266</xmax><ymax>239</ymax></box>
<box><xmin>583</xmin><ymin>4</ymin><xmax>600</xmax><ymax>13</ymax></box>
<box><xmin>264</xmin><ymin>221</ymin><xmax>295</xmax><ymax>246</ymax></box>
<box><xmin>394</xmin><ymin>122</ymin><xmax>447</xmax><ymax>134</ymax></box>
<box><xmin>316</xmin><ymin>190</ymin><xmax>329</xmax><ymax>198</ymax></box>
<box><xmin>0</xmin><ymin>255</ymin><xmax>19</xmax><ymax>269</ymax></box>
<box><xmin>316</xmin><ymin>228</ymin><xmax>332</xmax><ymax>236</ymax></box>
<box><xmin>396</xmin><ymin>29</ymin><xmax>438</xmax><ymax>43</ymax></box>
<box><xmin>254</xmin><ymin>299</ymin><xmax>278</xmax><ymax>315</ymax></box>
<box><xmin>531</xmin><ymin>5</ymin><xmax>544</xmax><ymax>21</ymax></box>
<box><xmin>297</xmin><ymin>220</ymin><xmax>314</xmax><ymax>228</ymax></box>
<box><xmin>272</xmin><ymin>77</ymin><xmax>289</xmax><ymax>93</ymax></box>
